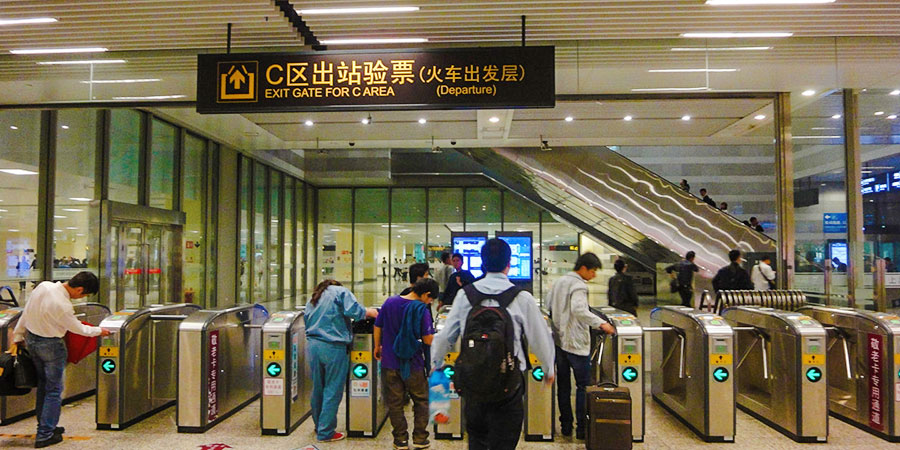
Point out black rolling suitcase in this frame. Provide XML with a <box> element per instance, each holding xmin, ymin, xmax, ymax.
<box><xmin>585</xmin><ymin>383</ymin><xmax>632</xmax><ymax>450</ymax></box>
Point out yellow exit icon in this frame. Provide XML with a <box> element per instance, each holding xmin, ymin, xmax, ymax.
<box><xmin>218</xmin><ymin>61</ymin><xmax>257</xmax><ymax>102</ymax></box>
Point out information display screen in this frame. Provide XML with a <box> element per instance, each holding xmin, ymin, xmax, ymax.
<box><xmin>497</xmin><ymin>235</ymin><xmax>533</xmax><ymax>281</ymax></box>
<box><xmin>829</xmin><ymin>241</ymin><xmax>848</xmax><ymax>268</ymax></box>
<box><xmin>452</xmin><ymin>234</ymin><xmax>487</xmax><ymax>278</ymax></box>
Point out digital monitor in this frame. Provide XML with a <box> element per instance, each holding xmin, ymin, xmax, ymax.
<box><xmin>829</xmin><ymin>241</ymin><xmax>848</xmax><ymax>269</ymax></box>
<box><xmin>496</xmin><ymin>232</ymin><xmax>533</xmax><ymax>281</ymax></box>
<box><xmin>451</xmin><ymin>233</ymin><xmax>488</xmax><ymax>278</ymax></box>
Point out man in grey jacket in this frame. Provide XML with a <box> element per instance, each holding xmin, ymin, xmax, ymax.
<box><xmin>547</xmin><ymin>253</ymin><xmax>616</xmax><ymax>440</ymax></box>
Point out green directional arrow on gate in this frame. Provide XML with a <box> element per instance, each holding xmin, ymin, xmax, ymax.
<box><xmin>352</xmin><ymin>363</ymin><xmax>368</xmax><ymax>379</ymax></box>
<box><xmin>621</xmin><ymin>366</ymin><xmax>638</xmax><ymax>383</ymax></box>
<box><xmin>713</xmin><ymin>367</ymin><xmax>729</xmax><ymax>382</ymax></box>
<box><xmin>442</xmin><ymin>365</ymin><xmax>455</xmax><ymax>379</ymax></box>
<box><xmin>805</xmin><ymin>367</ymin><xmax>822</xmax><ymax>383</ymax></box>
<box><xmin>266</xmin><ymin>362</ymin><xmax>282</xmax><ymax>377</ymax></box>
<box><xmin>531</xmin><ymin>366</ymin><xmax>545</xmax><ymax>382</ymax></box>
<box><xmin>101</xmin><ymin>359</ymin><xmax>116</xmax><ymax>374</ymax></box>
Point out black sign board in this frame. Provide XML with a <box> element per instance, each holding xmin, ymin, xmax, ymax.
<box><xmin>196</xmin><ymin>46</ymin><xmax>555</xmax><ymax>113</ymax></box>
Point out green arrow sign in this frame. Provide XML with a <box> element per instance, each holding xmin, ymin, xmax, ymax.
<box><xmin>622</xmin><ymin>366</ymin><xmax>638</xmax><ymax>383</ymax></box>
<box><xmin>101</xmin><ymin>359</ymin><xmax>116</xmax><ymax>374</ymax></box>
<box><xmin>713</xmin><ymin>367</ymin><xmax>729</xmax><ymax>382</ymax></box>
<box><xmin>531</xmin><ymin>366</ymin><xmax>545</xmax><ymax>382</ymax></box>
<box><xmin>352</xmin><ymin>364</ymin><xmax>368</xmax><ymax>379</ymax></box>
<box><xmin>805</xmin><ymin>367</ymin><xmax>822</xmax><ymax>383</ymax></box>
<box><xmin>266</xmin><ymin>362</ymin><xmax>282</xmax><ymax>377</ymax></box>
<box><xmin>442</xmin><ymin>366</ymin><xmax>455</xmax><ymax>379</ymax></box>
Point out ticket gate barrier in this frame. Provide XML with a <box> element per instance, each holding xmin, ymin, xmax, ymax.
<box><xmin>721</xmin><ymin>306</ymin><xmax>828</xmax><ymax>442</ymax></box>
<box><xmin>797</xmin><ymin>305</ymin><xmax>900</xmax><ymax>441</ymax></box>
<box><xmin>260</xmin><ymin>309</ymin><xmax>311</xmax><ymax>435</ymax></box>
<box><xmin>346</xmin><ymin>315</ymin><xmax>388</xmax><ymax>437</ymax></box>
<box><xmin>0</xmin><ymin>303</ymin><xmax>110</xmax><ymax>424</ymax></box>
<box><xmin>650</xmin><ymin>305</ymin><xmax>735</xmax><ymax>442</ymax></box>
<box><xmin>177</xmin><ymin>303</ymin><xmax>268</xmax><ymax>433</ymax></box>
<box><xmin>434</xmin><ymin>306</ymin><xmax>464</xmax><ymax>440</ymax></box>
<box><xmin>590</xmin><ymin>306</ymin><xmax>645</xmax><ymax>442</ymax></box>
<box><xmin>524</xmin><ymin>312</ymin><xmax>555</xmax><ymax>442</ymax></box>
<box><xmin>96</xmin><ymin>303</ymin><xmax>200</xmax><ymax>430</ymax></box>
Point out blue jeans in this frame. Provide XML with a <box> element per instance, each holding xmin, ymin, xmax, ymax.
<box><xmin>555</xmin><ymin>346</ymin><xmax>591</xmax><ymax>432</ymax></box>
<box><xmin>25</xmin><ymin>332</ymin><xmax>68</xmax><ymax>441</ymax></box>
<box><xmin>308</xmin><ymin>338</ymin><xmax>349</xmax><ymax>440</ymax></box>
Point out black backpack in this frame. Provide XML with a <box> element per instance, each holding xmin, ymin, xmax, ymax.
<box><xmin>454</xmin><ymin>284</ymin><xmax>522</xmax><ymax>403</ymax></box>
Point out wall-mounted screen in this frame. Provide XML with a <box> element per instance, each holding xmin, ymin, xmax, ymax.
<box><xmin>496</xmin><ymin>232</ymin><xmax>533</xmax><ymax>281</ymax></box>
<box><xmin>451</xmin><ymin>233</ymin><xmax>488</xmax><ymax>278</ymax></box>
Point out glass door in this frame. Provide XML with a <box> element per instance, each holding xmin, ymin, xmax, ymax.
<box><xmin>145</xmin><ymin>226</ymin><xmax>162</xmax><ymax>305</ymax></box>
<box><xmin>121</xmin><ymin>224</ymin><xmax>144</xmax><ymax>309</ymax></box>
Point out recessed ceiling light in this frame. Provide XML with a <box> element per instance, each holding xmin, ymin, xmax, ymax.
<box><xmin>11</xmin><ymin>47</ymin><xmax>107</xmax><ymax>54</ymax></box>
<box><xmin>319</xmin><ymin>38</ymin><xmax>427</xmax><ymax>45</ymax></box>
<box><xmin>647</xmin><ymin>68</ymin><xmax>738</xmax><ymax>73</ymax></box>
<box><xmin>8</xmin><ymin>229</ymin><xmax>19</xmax><ymax>232</ymax></box>
<box><xmin>9</xmin><ymin>125</ymin><xmax>18</xmax><ymax>130</ymax></box>
<box><xmin>304</xmin><ymin>120</ymin><xmax>314</xmax><ymax>126</ymax></box>
<box><xmin>623</xmin><ymin>115</ymin><xmax>633</xmax><ymax>121</ymax></box>
<box><xmin>671</xmin><ymin>46</ymin><xmax>772</xmax><ymax>51</ymax></box>
<box><xmin>62</xmin><ymin>208</ymin><xmax>83</xmax><ymax>212</ymax></box>
<box><xmin>80</xmin><ymin>78</ymin><xmax>160</xmax><ymax>84</ymax></box>
<box><xmin>754</xmin><ymin>114</ymin><xmax>766</xmax><ymax>120</ymax></box>
<box><xmin>793</xmin><ymin>135</ymin><xmax>841</xmax><ymax>139</ymax></box>
<box><xmin>53</xmin><ymin>215</ymin><xmax>67</xmax><ymax>219</ymax></box>
<box><xmin>631</xmin><ymin>87</ymin><xmax>709</xmax><ymax>92</ymax></box>
<box><xmin>361</xmin><ymin>117</ymin><xmax>370</xmax><ymax>124</ymax></box>
<box><xmin>681</xmin><ymin>32</ymin><xmax>793</xmax><ymax>38</ymax></box>
<box><xmin>706</xmin><ymin>0</ymin><xmax>835</xmax><ymax>4</ymax></box>
<box><xmin>0</xmin><ymin>17</ymin><xmax>57</xmax><ymax>26</ymax></box>
<box><xmin>888</xmin><ymin>115</ymin><xmax>898</xmax><ymax>120</ymax></box>
<box><xmin>69</xmin><ymin>197</ymin><xmax>91</xmax><ymax>201</ymax></box>
<box><xmin>564</xmin><ymin>116</ymin><xmax>574</xmax><ymax>122</ymax></box>
<box><xmin>802</xmin><ymin>89</ymin><xmax>816</xmax><ymax>96</ymax></box>
<box><xmin>811</xmin><ymin>127</ymin><xmax>838</xmax><ymax>130</ymax></box>
<box><xmin>112</xmin><ymin>95</ymin><xmax>186</xmax><ymax>100</ymax></box>
<box><xmin>890</xmin><ymin>90</ymin><xmax>900</xmax><ymax>96</ymax></box>
<box><xmin>681</xmin><ymin>115</ymin><xmax>692</xmax><ymax>121</ymax></box>
<box><xmin>489</xmin><ymin>116</ymin><xmax>500</xmax><ymax>123</ymax></box>
<box><xmin>0</xmin><ymin>209</ymin><xmax>7</xmax><ymax>212</ymax></box>
<box><xmin>831</xmin><ymin>114</ymin><xmax>842</xmax><ymax>119</ymax></box>
<box><xmin>299</xmin><ymin>6</ymin><xmax>420</xmax><ymax>14</ymax></box>
<box><xmin>418</xmin><ymin>118</ymin><xmax>427</xmax><ymax>124</ymax></box>
<box><xmin>874</xmin><ymin>111</ymin><xmax>885</xmax><ymax>116</ymax></box>
<box><xmin>37</xmin><ymin>59</ymin><xmax>126</xmax><ymax>65</ymax></box>
<box><xmin>60</xmin><ymin>125</ymin><xmax>69</xmax><ymax>129</ymax></box>
<box><xmin>0</xmin><ymin>168</ymin><xmax>37</xmax><ymax>175</ymax></box>
<box><xmin>330</xmin><ymin>228</ymin><xmax>340</xmax><ymax>232</ymax></box>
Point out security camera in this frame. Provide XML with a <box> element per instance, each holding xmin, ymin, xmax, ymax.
<box><xmin>450</xmin><ymin>140</ymin><xmax>457</xmax><ymax>146</ymax></box>
<box><xmin>349</xmin><ymin>141</ymin><xmax>355</xmax><ymax>146</ymax></box>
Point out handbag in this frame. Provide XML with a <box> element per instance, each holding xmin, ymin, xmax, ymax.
<box><xmin>14</xmin><ymin>347</ymin><xmax>38</xmax><ymax>389</ymax></box>
<box><xmin>0</xmin><ymin>352</ymin><xmax>31</xmax><ymax>395</ymax></box>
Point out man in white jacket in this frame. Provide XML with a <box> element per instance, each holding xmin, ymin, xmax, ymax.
<box><xmin>546</xmin><ymin>253</ymin><xmax>616</xmax><ymax>440</ymax></box>
<box><xmin>751</xmin><ymin>256</ymin><xmax>777</xmax><ymax>290</ymax></box>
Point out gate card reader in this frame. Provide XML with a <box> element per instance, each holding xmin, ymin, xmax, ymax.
<box><xmin>591</xmin><ymin>306</ymin><xmax>645</xmax><ymax>442</ymax></box>
<box><xmin>346</xmin><ymin>314</ymin><xmax>388</xmax><ymax>438</ymax></box>
<box><xmin>524</xmin><ymin>312</ymin><xmax>555</xmax><ymax>442</ymax></box>
<box><xmin>434</xmin><ymin>306</ymin><xmax>464</xmax><ymax>440</ymax></box>
<box><xmin>797</xmin><ymin>306</ymin><xmax>900</xmax><ymax>442</ymax></box>
<box><xmin>650</xmin><ymin>306</ymin><xmax>735</xmax><ymax>442</ymax></box>
<box><xmin>260</xmin><ymin>310</ymin><xmax>311</xmax><ymax>435</ymax></box>
<box><xmin>721</xmin><ymin>306</ymin><xmax>828</xmax><ymax>442</ymax></box>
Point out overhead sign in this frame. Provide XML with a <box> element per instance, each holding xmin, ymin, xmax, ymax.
<box><xmin>823</xmin><ymin>213</ymin><xmax>847</xmax><ymax>234</ymax></box>
<box><xmin>197</xmin><ymin>46</ymin><xmax>555</xmax><ymax>113</ymax></box>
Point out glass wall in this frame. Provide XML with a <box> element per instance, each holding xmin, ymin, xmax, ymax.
<box><xmin>283</xmin><ymin>177</ymin><xmax>294</xmax><ymax>305</ymax></box>
<box><xmin>253</xmin><ymin>163</ymin><xmax>267</xmax><ymax>301</ymax></box>
<box><xmin>238</xmin><ymin>157</ymin><xmax>251</xmax><ymax>303</ymax></box>
<box><xmin>182</xmin><ymin>133</ymin><xmax>206</xmax><ymax>304</ymax></box>
<box><xmin>108</xmin><ymin>110</ymin><xmax>141</xmax><ymax>204</ymax></box>
<box><xmin>427</xmin><ymin>187</ymin><xmax>463</xmax><ymax>263</ymax></box>
<box><xmin>318</xmin><ymin>189</ymin><xmax>352</xmax><ymax>284</ymax></box>
<box><xmin>268</xmin><ymin>170</ymin><xmax>281</xmax><ymax>303</ymax></box>
<box><xmin>355</xmin><ymin>188</ymin><xmax>390</xmax><ymax>303</ymax></box>
<box><xmin>149</xmin><ymin>119</ymin><xmax>177</xmax><ymax>209</ymax></box>
<box><xmin>391</xmin><ymin>189</ymin><xmax>426</xmax><ymax>295</ymax></box>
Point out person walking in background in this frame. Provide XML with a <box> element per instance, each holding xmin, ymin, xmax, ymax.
<box><xmin>665</xmin><ymin>251</ymin><xmax>699</xmax><ymax>308</ymax></box>
<box><xmin>608</xmin><ymin>259</ymin><xmax>639</xmax><ymax>315</ymax></box>
<box><xmin>713</xmin><ymin>250</ymin><xmax>754</xmax><ymax>292</ymax></box>
<box><xmin>304</xmin><ymin>280</ymin><xmax>378</xmax><ymax>442</ymax></box>
<box><xmin>680</xmin><ymin>179</ymin><xmax>690</xmax><ymax>192</ymax></box>
<box><xmin>546</xmin><ymin>252</ymin><xmax>616</xmax><ymax>439</ymax></box>
<box><xmin>434</xmin><ymin>252</ymin><xmax>453</xmax><ymax>293</ymax></box>
<box><xmin>9</xmin><ymin>272</ymin><xmax>110</xmax><ymax>448</ymax></box>
<box><xmin>885</xmin><ymin>257</ymin><xmax>897</xmax><ymax>272</ymax></box>
<box><xmin>699</xmin><ymin>188</ymin><xmax>716</xmax><ymax>208</ymax></box>
<box><xmin>751</xmin><ymin>256</ymin><xmax>776</xmax><ymax>290</ymax></box>
<box><xmin>749</xmin><ymin>217</ymin><xmax>765</xmax><ymax>233</ymax></box>
<box><xmin>399</xmin><ymin>263</ymin><xmax>431</xmax><ymax>296</ymax></box>
<box><xmin>438</xmin><ymin>253</ymin><xmax>474</xmax><ymax>309</ymax></box>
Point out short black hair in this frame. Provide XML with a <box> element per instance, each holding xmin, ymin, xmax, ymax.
<box><xmin>441</xmin><ymin>252</ymin><xmax>451</xmax><ymax>263</ymax></box>
<box><xmin>452</xmin><ymin>252</ymin><xmax>463</xmax><ymax>260</ymax></box>
<box><xmin>408</xmin><ymin>263</ymin><xmax>430</xmax><ymax>284</ymax></box>
<box><xmin>686</xmin><ymin>251</ymin><xmax>696</xmax><ymax>260</ymax></box>
<box><xmin>574</xmin><ymin>252</ymin><xmax>602</xmax><ymax>271</ymax></box>
<box><xmin>411</xmin><ymin>278</ymin><xmax>440</xmax><ymax>299</ymax></box>
<box><xmin>728</xmin><ymin>249</ymin><xmax>741</xmax><ymax>262</ymax></box>
<box><xmin>614</xmin><ymin>259</ymin><xmax>626</xmax><ymax>272</ymax></box>
<box><xmin>699</xmin><ymin>188</ymin><xmax>707</xmax><ymax>193</ymax></box>
<box><xmin>481</xmin><ymin>238</ymin><xmax>511</xmax><ymax>273</ymax></box>
<box><xmin>68</xmin><ymin>271</ymin><xmax>99</xmax><ymax>295</ymax></box>
<box><xmin>749</xmin><ymin>216</ymin><xmax>758</xmax><ymax>222</ymax></box>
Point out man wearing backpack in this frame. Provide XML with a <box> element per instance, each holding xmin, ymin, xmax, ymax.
<box><xmin>546</xmin><ymin>253</ymin><xmax>616</xmax><ymax>440</ymax></box>
<box><xmin>712</xmin><ymin>249</ymin><xmax>754</xmax><ymax>293</ymax></box>
<box><xmin>430</xmin><ymin>238</ymin><xmax>555</xmax><ymax>450</ymax></box>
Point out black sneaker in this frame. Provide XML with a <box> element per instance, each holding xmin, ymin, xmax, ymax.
<box><xmin>34</xmin><ymin>432</ymin><xmax>63</xmax><ymax>448</ymax></box>
<box><xmin>561</xmin><ymin>423</ymin><xmax>573</xmax><ymax>437</ymax></box>
<box><xmin>54</xmin><ymin>427</ymin><xmax>64</xmax><ymax>435</ymax></box>
<box><xmin>412</xmin><ymin>439</ymin><xmax>430</xmax><ymax>449</ymax></box>
<box><xmin>393</xmin><ymin>441</ymin><xmax>409</xmax><ymax>450</ymax></box>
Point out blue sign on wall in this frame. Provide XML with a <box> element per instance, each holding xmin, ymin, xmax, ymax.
<box><xmin>823</xmin><ymin>213</ymin><xmax>847</xmax><ymax>233</ymax></box>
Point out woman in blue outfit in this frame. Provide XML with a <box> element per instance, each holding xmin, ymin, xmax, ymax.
<box><xmin>304</xmin><ymin>279</ymin><xmax>378</xmax><ymax>442</ymax></box>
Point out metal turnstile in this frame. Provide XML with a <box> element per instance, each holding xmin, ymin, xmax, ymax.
<box><xmin>524</xmin><ymin>312</ymin><xmax>555</xmax><ymax>442</ymax></box>
<box><xmin>797</xmin><ymin>305</ymin><xmax>900</xmax><ymax>441</ymax></box>
<box><xmin>433</xmin><ymin>306</ymin><xmax>464</xmax><ymax>440</ymax></box>
<box><xmin>590</xmin><ymin>306</ymin><xmax>645</xmax><ymax>442</ymax></box>
<box><xmin>346</xmin><ymin>315</ymin><xmax>388</xmax><ymax>438</ymax></box>
<box><xmin>96</xmin><ymin>303</ymin><xmax>200</xmax><ymax>430</ymax></box>
<box><xmin>177</xmin><ymin>303</ymin><xmax>268</xmax><ymax>433</ymax></box>
<box><xmin>650</xmin><ymin>305</ymin><xmax>735</xmax><ymax>442</ymax></box>
<box><xmin>0</xmin><ymin>303</ymin><xmax>110</xmax><ymax>424</ymax></box>
<box><xmin>260</xmin><ymin>309</ymin><xmax>311</xmax><ymax>435</ymax></box>
<box><xmin>721</xmin><ymin>306</ymin><xmax>828</xmax><ymax>442</ymax></box>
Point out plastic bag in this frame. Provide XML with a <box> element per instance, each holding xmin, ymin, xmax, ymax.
<box><xmin>429</xmin><ymin>370</ymin><xmax>452</xmax><ymax>425</ymax></box>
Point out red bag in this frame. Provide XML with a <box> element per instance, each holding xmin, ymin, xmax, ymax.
<box><xmin>64</xmin><ymin>322</ymin><xmax>99</xmax><ymax>364</ymax></box>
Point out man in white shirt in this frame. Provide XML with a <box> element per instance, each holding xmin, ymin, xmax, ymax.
<box><xmin>9</xmin><ymin>272</ymin><xmax>109</xmax><ymax>448</ymax></box>
<box><xmin>434</xmin><ymin>252</ymin><xmax>454</xmax><ymax>293</ymax></box>
<box><xmin>751</xmin><ymin>256</ymin><xmax>777</xmax><ymax>291</ymax></box>
<box><xmin>546</xmin><ymin>253</ymin><xmax>615</xmax><ymax>440</ymax></box>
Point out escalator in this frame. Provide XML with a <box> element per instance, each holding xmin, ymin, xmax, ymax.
<box><xmin>460</xmin><ymin>146</ymin><xmax>776</xmax><ymax>277</ymax></box>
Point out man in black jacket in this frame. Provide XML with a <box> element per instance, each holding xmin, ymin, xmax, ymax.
<box><xmin>699</xmin><ymin>188</ymin><xmax>716</xmax><ymax>208</ymax></box>
<box><xmin>608</xmin><ymin>259</ymin><xmax>639</xmax><ymax>315</ymax></box>
<box><xmin>712</xmin><ymin>249</ymin><xmax>754</xmax><ymax>292</ymax></box>
<box><xmin>438</xmin><ymin>253</ymin><xmax>475</xmax><ymax>309</ymax></box>
<box><xmin>665</xmin><ymin>251</ymin><xmax>699</xmax><ymax>307</ymax></box>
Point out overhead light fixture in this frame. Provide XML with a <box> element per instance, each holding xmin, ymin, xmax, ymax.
<box><xmin>0</xmin><ymin>17</ymin><xmax>57</xmax><ymax>26</ymax></box>
<box><xmin>304</xmin><ymin>120</ymin><xmax>314</xmax><ymax>126</ymax></box>
<box><xmin>111</xmin><ymin>95</ymin><xmax>186</xmax><ymax>100</ymax></box>
<box><xmin>319</xmin><ymin>38</ymin><xmax>427</xmax><ymax>45</ymax></box>
<box><xmin>9</xmin><ymin>125</ymin><xmax>18</xmax><ymax>130</ymax></box>
<box><xmin>80</xmin><ymin>78</ymin><xmax>160</xmax><ymax>84</ymax></box>
<box><xmin>0</xmin><ymin>168</ymin><xmax>38</xmax><ymax>175</ymax></box>
<box><xmin>8</xmin><ymin>229</ymin><xmax>19</xmax><ymax>232</ymax></box>
<box><xmin>754</xmin><ymin>114</ymin><xmax>766</xmax><ymax>120</ymax></box>
<box><xmin>11</xmin><ymin>47</ymin><xmax>106</xmax><ymax>54</ymax></box>
<box><xmin>623</xmin><ymin>115</ymin><xmax>633</xmax><ymax>121</ymax></box>
<box><xmin>69</xmin><ymin>197</ymin><xmax>91</xmax><ymax>202</ymax></box>
<box><xmin>706</xmin><ymin>0</ymin><xmax>835</xmax><ymax>4</ymax></box>
<box><xmin>681</xmin><ymin>32</ymin><xmax>793</xmax><ymax>38</ymax></box>
<box><xmin>648</xmin><ymin>68</ymin><xmax>738</xmax><ymax>73</ymax></box>
<box><xmin>564</xmin><ymin>116</ymin><xmax>574</xmax><ymax>122</ymax></box>
<box><xmin>361</xmin><ymin>115</ymin><xmax>371</xmax><ymax>125</ymax></box>
<box><xmin>488</xmin><ymin>116</ymin><xmax>500</xmax><ymax>123</ymax></box>
<box><xmin>793</xmin><ymin>135</ymin><xmax>841</xmax><ymax>139</ymax></box>
<box><xmin>811</xmin><ymin>127</ymin><xmax>838</xmax><ymax>130</ymax></box>
<box><xmin>681</xmin><ymin>115</ymin><xmax>692</xmax><ymax>121</ymax></box>
<box><xmin>631</xmin><ymin>87</ymin><xmax>709</xmax><ymax>92</ymax></box>
<box><xmin>890</xmin><ymin>90</ymin><xmax>900</xmax><ymax>96</ymax></box>
<box><xmin>888</xmin><ymin>115</ymin><xmax>898</xmax><ymax>120</ymax></box>
<box><xmin>299</xmin><ymin>6</ymin><xmax>420</xmax><ymax>15</ymax></box>
<box><xmin>60</xmin><ymin>125</ymin><xmax>69</xmax><ymax>129</ymax></box>
<box><xmin>802</xmin><ymin>89</ymin><xmax>816</xmax><ymax>96</ymax></box>
<box><xmin>37</xmin><ymin>59</ymin><xmax>126</xmax><ymax>65</ymax></box>
<box><xmin>418</xmin><ymin>118</ymin><xmax>427</xmax><ymax>124</ymax></box>
<box><xmin>66</xmin><ymin>227</ymin><xmax>78</xmax><ymax>230</ymax></box>
<box><xmin>54</xmin><ymin>215</ymin><xmax>67</xmax><ymax>219</ymax></box>
<box><xmin>62</xmin><ymin>208</ymin><xmax>83</xmax><ymax>212</ymax></box>
<box><xmin>671</xmin><ymin>46</ymin><xmax>772</xmax><ymax>51</ymax></box>
<box><xmin>831</xmin><ymin>114</ymin><xmax>842</xmax><ymax>119</ymax></box>
<box><xmin>874</xmin><ymin>111</ymin><xmax>885</xmax><ymax>116</ymax></box>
